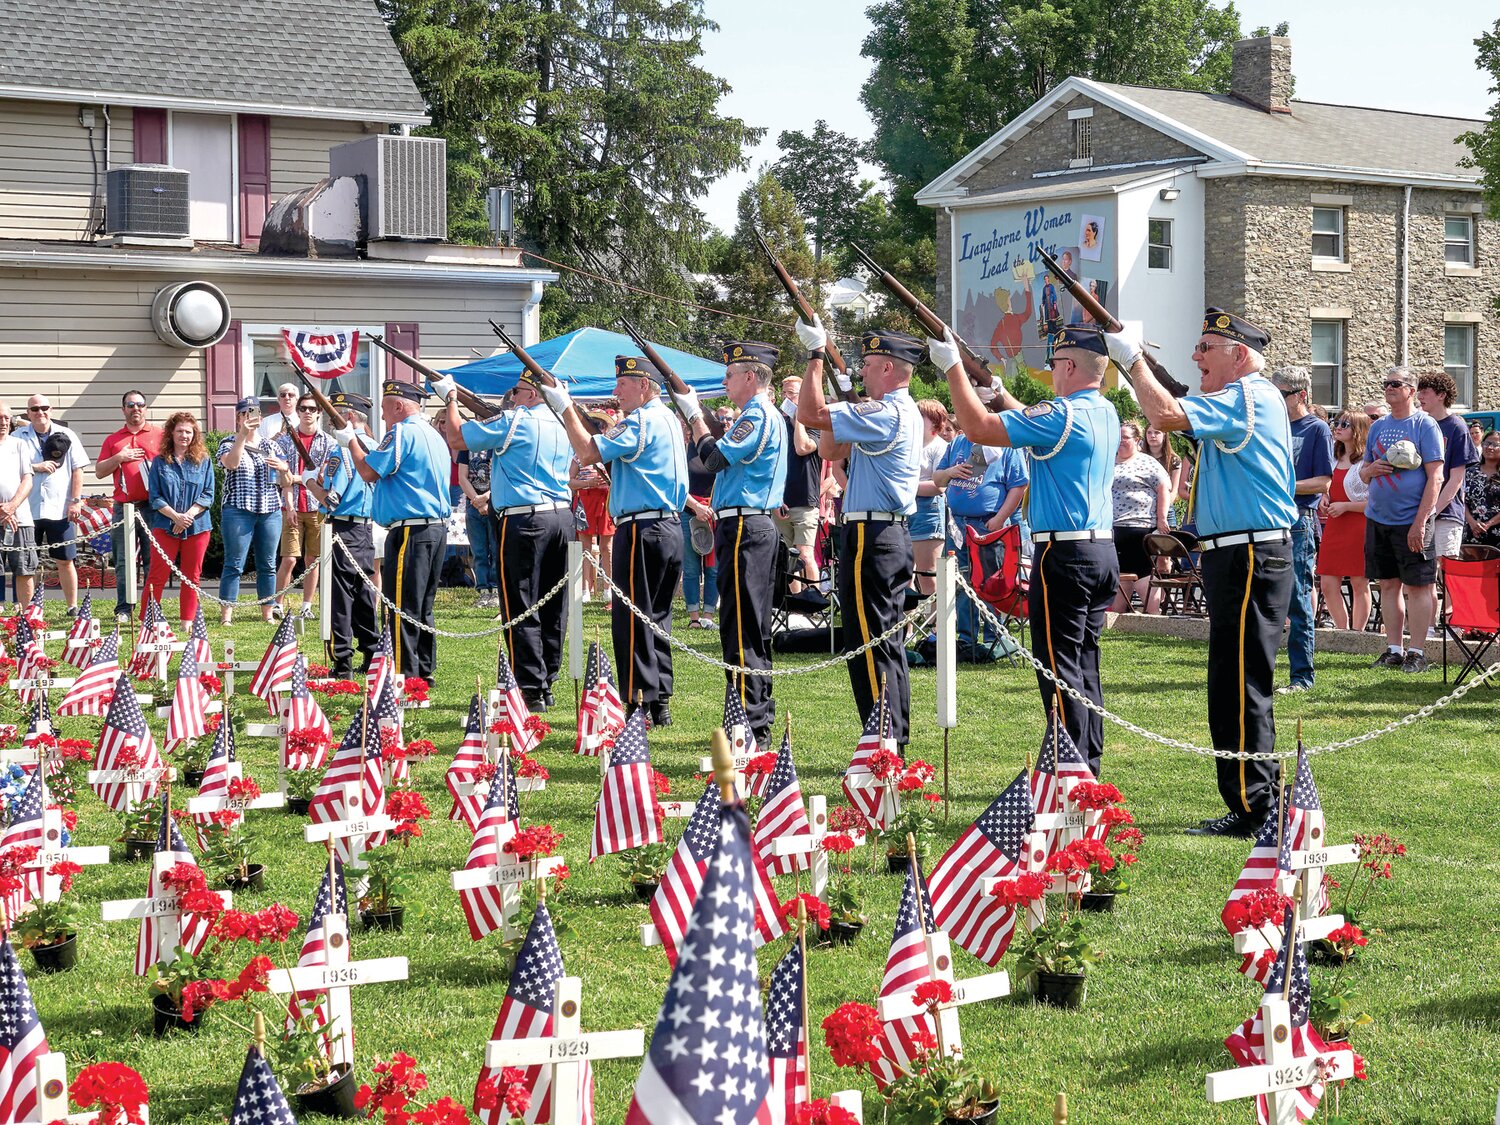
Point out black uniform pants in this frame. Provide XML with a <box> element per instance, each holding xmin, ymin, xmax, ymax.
<box><xmin>383</xmin><ymin>521</ymin><xmax>446</xmax><ymax>682</ymax></box>
<box><xmin>1201</xmin><ymin>539</ymin><xmax>1292</xmax><ymax>820</ymax></box>
<box><xmin>612</xmin><ymin>515</ymin><xmax>682</xmax><ymax>707</ymax></box>
<box><xmin>837</xmin><ymin>519</ymin><xmax>913</xmax><ymax>747</ymax></box>
<box><xmin>496</xmin><ymin>507</ymin><xmax>573</xmax><ymax>696</ymax></box>
<box><xmin>1028</xmin><ymin>539</ymin><xmax>1118</xmax><ymax>777</ymax></box>
<box><xmin>715</xmin><ymin>513</ymin><xmax>779</xmax><ymax>740</ymax></box>
<box><xmin>327</xmin><ymin>518</ymin><xmax>379</xmax><ymax>677</ymax></box>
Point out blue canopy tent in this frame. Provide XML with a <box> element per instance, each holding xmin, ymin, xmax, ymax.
<box><xmin>441</xmin><ymin>326</ymin><xmax>726</xmax><ymax>399</ymax></box>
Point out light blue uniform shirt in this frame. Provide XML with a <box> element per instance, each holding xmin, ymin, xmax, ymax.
<box><xmin>711</xmin><ymin>393</ymin><xmax>787</xmax><ymax>510</ymax></box>
<box><xmin>460</xmin><ymin>404</ymin><xmax>572</xmax><ymax>508</ymax></box>
<box><xmin>1363</xmin><ymin>411</ymin><xmax>1444</xmax><ymax>526</ymax></box>
<box><xmin>593</xmin><ymin>396</ymin><xmax>688</xmax><ymax>517</ymax></box>
<box><xmin>827</xmin><ymin>387</ymin><xmax>922</xmax><ymax>515</ymax></box>
<box><xmin>362</xmin><ymin>416</ymin><xmax>451</xmax><ymax>525</ymax></box>
<box><xmin>319</xmin><ymin>446</ymin><xmax>373</xmax><ymax>520</ymax></box>
<box><xmin>999</xmin><ymin>389</ymin><xmax>1119</xmax><ymax>532</ymax></box>
<box><xmin>1178</xmin><ymin>374</ymin><xmax>1298</xmax><ymax>536</ymax></box>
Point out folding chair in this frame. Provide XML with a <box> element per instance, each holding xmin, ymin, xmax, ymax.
<box><xmin>772</xmin><ymin>520</ymin><xmax>838</xmax><ymax>653</ymax></box>
<box><xmin>961</xmin><ymin>522</ymin><xmax>1028</xmax><ymax>651</ymax></box>
<box><xmin>1143</xmin><ymin>531</ymin><xmax>1205</xmax><ymax>616</ymax></box>
<box><xmin>1440</xmin><ymin>554</ymin><xmax>1500</xmax><ymax>686</ymax></box>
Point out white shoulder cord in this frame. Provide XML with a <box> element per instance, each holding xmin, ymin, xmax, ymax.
<box><xmin>855</xmin><ymin>399</ymin><xmax>907</xmax><ymax>458</ymax></box>
<box><xmin>745</xmin><ymin>400</ymin><xmax>775</xmax><ymax>464</ymax></box>
<box><xmin>1213</xmin><ymin>379</ymin><xmax>1256</xmax><ymax>456</ymax></box>
<box><xmin>620</xmin><ymin>409</ymin><xmax>649</xmax><ymax>464</ymax></box>
<box><xmin>1028</xmin><ymin>396</ymin><xmax>1075</xmax><ymax>462</ymax></box>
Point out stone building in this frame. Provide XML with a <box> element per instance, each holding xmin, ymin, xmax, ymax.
<box><xmin>917</xmin><ymin>36</ymin><xmax>1497</xmax><ymax>410</ymax></box>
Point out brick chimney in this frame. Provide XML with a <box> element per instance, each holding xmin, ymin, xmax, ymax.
<box><xmin>1230</xmin><ymin>36</ymin><xmax>1292</xmax><ymax>114</ymax></box>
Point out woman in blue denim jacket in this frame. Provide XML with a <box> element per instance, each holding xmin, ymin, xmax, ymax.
<box><xmin>145</xmin><ymin>411</ymin><xmax>216</xmax><ymax>623</ymax></box>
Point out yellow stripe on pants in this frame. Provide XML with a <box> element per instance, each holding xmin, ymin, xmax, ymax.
<box><xmin>1237</xmin><ymin>544</ymin><xmax>1255</xmax><ymax>814</ymax></box>
<box><xmin>733</xmin><ymin>517</ymin><xmax>746</xmax><ymax>707</ymax></box>
<box><xmin>392</xmin><ymin>527</ymin><xmax>410</xmax><ymax>675</ymax></box>
<box><xmin>852</xmin><ymin>523</ymin><xmax>878</xmax><ymax>699</ymax></box>
<box><xmin>1037</xmin><ymin>541</ymin><xmax>1064</xmax><ymax>714</ymax></box>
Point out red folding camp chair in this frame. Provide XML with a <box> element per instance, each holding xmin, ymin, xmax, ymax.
<box><xmin>1440</xmin><ymin>554</ymin><xmax>1500</xmax><ymax>686</ymax></box>
<box><xmin>963</xmin><ymin>522</ymin><xmax>1028</xmax><ymax>626</ymax></box>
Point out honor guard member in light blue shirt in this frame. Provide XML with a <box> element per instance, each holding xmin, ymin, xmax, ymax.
<box><xmin>677</xmin><ymin>340</ymin><xmax>788</xmax><ymax>745</ymax></box>
<box><xmin>795</xmin><ymin>320</ymin><xmax>923</xmax><ymax>750</ymax></box>
<box><xmin>1119</xmin><ymin>307</ymin><xmax>1296</xmax><ymax>838</ymax></box>
<box><xmin>437</xmin><ymin>372</ymin><xmax>574</xmax><ymax>711</ymax></box>
<box><xmin>304</xmin><ymin>391</ymin><xmax>378</xmax><ymax>679</ymax></box>
<box><xmin>940</xmin><ymin>324</ymin><xmax>1120</xmax><ymax>778</ymax></box>
<box><xmin>548</xmin><ymin>355</ymin><xmax>688</xmax><ymax>727</ymax></box>
<box><xmin>332</xmin><ymin>379</ymin><xmax>450</xmax><ymax>683</ymax></box>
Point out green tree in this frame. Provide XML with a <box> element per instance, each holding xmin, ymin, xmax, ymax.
<box><xmin>1461</xmin><ymin>18</ymin><xmax>1500</xmax><ymax>221</ymax></box>
<box><xmin>379</xmin><ymin>0</ymin><xmax>762</xmax><ymax>336</ymax></box>
<box><xmin>771</xmin><ymin>120</ymin><xmax>873</xmax><ymax>266</ymax></box>
<box><xmin>861</xmin><ymin>0</ymin><xmax>1247</xmax><ymax>235</ymax></box>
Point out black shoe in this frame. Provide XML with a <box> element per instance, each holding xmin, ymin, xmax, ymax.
<box><xmin>752</xmin><ymin>727</ymin><xmax>771</xmax><ymax>749</ymax></box>
<box><xmin>1186</xmin><ymin>813</ymin><xmax>1255</xmax><ymax>838</ymax></box>
<box><xmin>543</xmin><ymin>688</ymin><xmax>556</xmax><ymax>709</ymax></box>
<box><xmin>523</xmin><ymin>693</ymin><xmax>548</xmax><ymax>713</ymax></box>
<box><xmin>650</xmin><ymin>700</ymin><xmax>673</xmax><ymax>728</ymax></box>
<box><xmin>1370</xmin><ymin>650</ymin><xmax>1404</xmax><ymax>668</ymax></box>
<box><xmin>1401</xmin><ymin>651</ymin><xmax>1432</xmax><ymax>674</ymax></box>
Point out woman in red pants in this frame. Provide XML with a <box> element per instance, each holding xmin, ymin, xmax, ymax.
<box><xmin>145</xmin><ymin>411</ymin><xmax>215</xmax><ymax>622</ymax></box>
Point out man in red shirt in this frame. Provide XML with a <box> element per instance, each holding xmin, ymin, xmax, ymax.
<box><xmin>95</xmin><ymin>390</ymin><xmax>162</xmax><ymax>619</ymax></box>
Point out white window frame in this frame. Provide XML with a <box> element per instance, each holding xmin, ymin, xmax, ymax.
<box><xmin>240</xmin><ymin>323</ymin><xmax>388</xmax><ymax>441</ymax></box>
<box><xmin>166</xmin><ymin>110</ymin><xmax>240</xmax><ymax>245</ymax></box>
<box><xmin>1311</xmin><ymin>205</ymin><xmax>1344</xmax><ymax>263</ymax></box>
<box><xmin>1147</xmin><ymin>217</ymin><xmax>1173</xmax><ymax>271</ymax></box>
<box><xmin>1444</xmin><ymin>322</ymin><xmax>1477</xmax><ymax>406</ymax></box>
<box><xmin>1069</xmin><ymin>108</ymin><xmax>1093</xmax><ymax>169</ymax></box>
<box><xmin>1309</xmin><ymin>319</ymin><xmax>1345</xmax><ymax>407</ymax></box>
<box><xmin>1444</xmin><ymin>213</ymin><xmax>1475</xmax><ymax>268</ymax></box>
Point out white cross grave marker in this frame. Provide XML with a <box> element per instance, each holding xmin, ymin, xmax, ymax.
<box><xmin>874</xmin><ymin>930</ymin><xmax>1011</xmax><ymax>1058</ymax></box>
<box><xmin>100</xmin><ymin>851</ymin><xmax>233</xmax><ymax>961</ymax></box>
<box><xmin>87</xmin><ymin>765</ymin><xmax>176</xmax><ymax>821</ymax></box>
<box><xmin>449</xmin><ymin>817</ymin><xmax>568</xmax><ymax>941</ymax></box>
<box><xmin>1233</xmin><ymin>845</ymin><xmax>1361</xmax><ymax>957</ymax></box>
<box><xmin>27</xmin><ymin>805</ymin><xmax>110</xmax><ymax>903</ymax></box>
<box><xmin>304</xmin><ymin>784</ymin><xmax>396</xmax><ymax>871</ymax></box>
<box><xmin>184</xmin><ymin>760</ymin><xmax>287</xmax><ymax>816</ymax></box>
<box><xmin>697</xmin><ymin>722</ymin><xmax>751</xmax><ymax>792</ymax></box>
<box><xmin>1204</xmin><ymin>996</ymin><xmax>1356</xmax><ymax>1125</ymax></box>
<box><xmin>484</xmin><ymin>976</ymin><xmax>645</xmax><ymax>1125</ymax></box>
<box><xmin>134</xmin><ymin>639</ymin><xmax>186</xmax><ymax>683</ymax></box>
<box><xmin>768</xmin><ymin>794</ymin><xmax>830</xmax><ymax>900</ymax></box>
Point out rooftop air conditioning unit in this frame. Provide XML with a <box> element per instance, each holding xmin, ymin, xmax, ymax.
<box><xmin>105</xmin><ymin>165</ymin><xmax>191</xmax><ymax>238</ymax></box>
<box><xmin>329</xmin><ymin>135</ymin><xmax>447</xmax><ymax>241</ymax></box>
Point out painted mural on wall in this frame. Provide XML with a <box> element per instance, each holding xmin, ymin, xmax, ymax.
<box><xmin>954</xmin><ymin>198</ymin><xmax>1117</xmax><ymax>384</ymax></box>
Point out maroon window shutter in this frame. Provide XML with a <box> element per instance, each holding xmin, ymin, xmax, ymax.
<box><xmin>204</xmin><ymin>320</ymin><xmax>243</xmax><ymax>432</ymax></box>
<box><xmin>385</xmin><ymin>322</ymin><xmax>422</xmax><ymax>384</ymax></box>
<box><xmin>237</xmin><ymin>115</ymin><xmax>272</xmax><ymax>246</ymax></box>
<box><xmin>134</xmin><ymin>108</ymin><xmax>167</xmax><ymax>164</ymax></box>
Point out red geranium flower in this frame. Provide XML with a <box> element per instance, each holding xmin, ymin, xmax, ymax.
<box><xmin>68</xmin><ymin>1061</ymin><xmax>149</xmax><ymax>1125</ymax></box>
<box><xmin>867</xmin><ymin>748</ymin><xmax>902</xmax><ymax>781</ymax></box>
<box><xmin>821</xmin><ymin>1002</ymin><xmax>885</xmax><ymax>1070</ymax></box>
<box><xmin>794</xmin><ymin>1100</ymin><xmax>861</xmax><ymax>1125</ymax></box>
<box><xmin>504</xmin><ymin>825</ymin><xmax>563</xmax><ymax>862</ymax></box>
<box><xmin>780</xmin><ymin>893</ymin><xmax>831</xmax><ymax>931</ymax></box>
<box><xmin>911</xmin><ymin>979</ymin><xmax>953</xmax><ymax>1009</ymax></box>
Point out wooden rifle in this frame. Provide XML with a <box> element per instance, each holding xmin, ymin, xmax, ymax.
<box><xmin>751</xmin><ymin>228</ymin><xmax>860</xmax><ymax>403</ymax></box>
<box><xmin>486</xmin><ymin>320</ymin><xmax>611</xmax><ymax>485</ymax></box>
<box><xmin>1035</xmin><ymin>245</ymin><xmax>1191</xmax><ymax>398</ymax></box>
<box><xmin>367</xmin><ymin>334</ymin><xmax>503</xmax><ymax>421</ymax></box>
<box><xmin>616</xmin><ymin>315</ymin><xmax>725</xmax><ymax>439</ymax></box>
<box><xmin>278</xmin><ymin>413</ymin><xmax>316</xmax><ymax>472</ymax></box>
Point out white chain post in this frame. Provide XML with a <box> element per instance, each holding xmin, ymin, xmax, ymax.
<box><xmin>935</xmin><ymin>554</ymin><xmax>958</xmax><ymax>730</ymax></box>
<box><xmin>319</xmin><ymin>519</ymin><xmax>333</xmax><ymax>647</ymax></box>
<box><xmin>122</xmin><ymin>502</ymin><xmax>138</xmax><ymax>606</ymax></box>
<box><xmin>567</xmin><ymin>538</ymin><xmax>584</xmax><ymax>683</ymax></box>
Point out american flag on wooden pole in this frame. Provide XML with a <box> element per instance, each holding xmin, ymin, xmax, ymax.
<box><xmin>249</xmin><ymin>613</ymin><xmax>299</xmax><ymax>705</ymax></box>
<box><xmin>928</xmin><ymin>768</ymin><xmax>1035</xmax><ymax>967</ymax></box>
<box><xmin>1030</xmin><ymin>711</ymin><xmax>1095</xmax><ymax>849</ymax></box>
<box><xmin>287</xmin><ymin>855</ymin><xmax>349</xmax><ymax>1064</ymax></box>
<box><xmin>137</xmin><ymin>795</ymin><xmax>213</xmax><ymax>976</ymax></box>
<box><xmin>474</xmin><ymin>903</ymin><xmax>593</xmax><ymax>1125</ymax></box>
<box><xmin>187</xmin><ymin>602</ymin><xmax>213</xmax><ymax>667</ymax></box>
<box><xmin>447</xmin><ymin>693</ymin><xmax>488</xmax><ymax>830</ymax></box>
<box><xmin>63</xmin><ymin>588</ymin><xmax>97</xmax><ymax>670</ymax></box>
<box><xmin>309</xmin><ymin>704</ymin><xmax>373</xmax><ymax>865</ymax></box>
<box><xmin>282</xmin><ymin>655</ymin><xmax>331</xmax><ymax>772</ymax></box>
<box><xmin>13</xmin><ymin>617</ymin><xmax>45</xmax><ymax>704</ymax></box>
<box><xmin>365</xmin><ymin>626</ymin><xmax>393</xmax><ymax>704</ymax></box>
<box><xmin>229</xmin><ymin>1042</ymin><xmax>298</xmax><ymax>1125</ymax></box>
<box><xmin>21</xmin><ymin>696</ymin><xmax>52</xmax><ymax>763</ymax></box>
<box><xmin>457</xmin><ymin>772</ymin><xmax>520</xmax><ymax>942</ymax></box>
<box><xmin>0</xmin><ymin>768</ymin><xmax>47</xmax><ymax>919</ymax></box>
<box><xmin>753</xmin><ymin>727</ymin><xmax>812</xmax><ymax>875</ymax></box>
<box><xmin>723</xmin><ymin>682</ymin><xmax>759</xmax><ymax>783</ymax></box>
<box><xmin>20</xmin><ymin>587</ymin><xmax>44</xmax><ymax>630</ymax></box>
<box><xmin>370</xmin><ymin>671</ymin><xmax>405</xmax><ymax>789</ymax></box>
<box><xmin>647</xmin><ymin>780</ymin><xmax>784</xmax><ymax>966</ymax></box>
<box><xmin>842</xmin><ymin>687</ymin><xmax>897</xmax><ymax>830</ymax></box>
<box><xmin>129</xmin><ymin>597</ymin><xmax>176</xmax><ymax>681</ymax></box>
<box><xmin>165</xmin><ymin>644</ymin><xmax>210</xmax><ymax>753</ymax></box>
<box><xmin>0</xmin><ymin>935</ymin><xmax>50</xmax><ymax>1124</ymax></box>
<box><xmin>764</xmin><ymin>940</ymin><xmax>809</xmax><ymax>1124</ymax></box>
<box><xmin>871</xmin><ymin>864</ymin><xmax>940</xmax><ymax>1090</ymax></box>
<box><xmin>492</xmin><ymin>645</ymin><xmax>537</xmax><ymax>757</ymax></box>
<box><xmin>590</xmin><ymin>708</ymin><xmax>662</xmax><ymax>860</ymax></box>
<box><xmin>626</xmin><ymin>795</ymin><xmax>772</xmax><ymax>1125</ymax></box>
<box><xmin>1285</xmin><ymin>749</ymin><xmax>1330</xmax><ymax>915</ymax></box>
<box><xmin>189</xmin><ymin>715</ymin><xmax>239</xmax><ymax>846</ymax></box>
<box><xmin>575</xmin><ymin>641</ymin><xmax>624</xmax><ymax>756</ymax></box>
<box><xmin>92</xmin><ymin>670</ymin><xmax>164</xmax><ymax>813</ymax></box>
<box><xmin>56</xmin><ymin>629</ymin><xmax>119</xmax><ymax>716</ymax></box>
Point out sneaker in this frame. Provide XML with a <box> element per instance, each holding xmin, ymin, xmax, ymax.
<box><xmin>1401</xmin><ymin>651</ymin><xmax>1432</xmax><ymax>674</ymax></box>
<box><xmin>1185</xmin><ymin>813</ymin><xmax>1255</xmax><ymax>838</ymax></box>
<box><xmin>1275</xmin><ymin>682</ymin><xmax>1311</xmax><ymax>695</ymax></box>
<box><xmin>64</xmin><ymin>606</ymin><xmax>80</xmax><ymax>619</ymax></box>
<box><xmin>269</xmin><ymin>604</ymin><xmax>285</xmax><ymax>622</ymax></box>
<box><xmin>300</xmin><ymin>605</ymin><xmax>317</xmax><ymax>619</ymax></box>
<box><xmin>1370</xmin><ymin>650</ymin><xmax>1404</xmax><ymax>668</ymax></box>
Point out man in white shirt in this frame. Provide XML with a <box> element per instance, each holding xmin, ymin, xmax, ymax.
<box><xmin>0</xmin><ymin>402</ymin><xmax>37</xmax><ymax>606</ymax></box>
<box><xmin>15</xmin><ymin>394</ymin><xmax>90</xmax><ymax>614</ymax></box>
<box><xmin>256</xmin><ymin>382</ymin><xmax>304</xmax><ymax>445</ymax></box>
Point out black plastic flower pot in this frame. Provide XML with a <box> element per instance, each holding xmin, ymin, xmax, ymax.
<box><xmin>30</xmin><ymin>934</ymin><xmax>78</xmax><ymax>973</ymax></box>
<box><xmin>1308</xmin><ymin>939</ymin><xmax>1356</xmax><ymax>968</ymax></box>
<box><xmin>184</xmin><ymin>768</ymin><xmax>206</xmax><ymax>788</ymax></box>
<box><xmin>122</xmin><ymin>837</ymin><xmax>156</xmax><ymax>861</ymax></box>
<box><xmin>286</xmin><ymin>796</ymin><xmax>311</xmax><ymax>816</ymax></box>
<box><xmin>886</xmin><ymin>852</ymin><xmax>911</xmax><ymax>875</ymax></box>
<box><xmin>1080</xmin><ymin>891</ymin><xmax>1116</xmax><ymax>912</ymax></box>
<box><xmin>152</xmin><ymin>993</ymin><xmax>203</xmax><ymax>1037</ymax></box>
<box><xmin>945</xmin><ymin>1101</ymin><xmax>1000</xmax><ymax>1124</ymax></box>
<box><xmin>294</xmin><ymin>1063</ymin><xmax>359</xmax><ymax>1119</ymax></box>
<box><xmin>362</xmin><ymin>907</ymin><xmax>405</xmax><ymax>932</ymax></box>
<box><xmin>630</xmin><ymin>879</ymin><xmax>659</xmax><ymax>902</ymax></box>
<box><xmin>1032</xmin><ymin>970</ymin><xmax>1087</xmax><ymax>1009</ymax></box>
<box><xmin>223</xmin><ymin>863</ymin><xmax>266</xmax><ymax>892</ymax></box>
<box><xmin>824</xmin><ymin>921</ymin><xmax>864</xmax><ymax>945</ymax></box>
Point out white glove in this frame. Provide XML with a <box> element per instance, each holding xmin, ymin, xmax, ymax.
<box><xmin>795</xmin><ymin>316</ymin><xmax>827</xmax><ymax>352</ymax></box>
<box><xmin>833</xmin><ymin>371</ymin><xmax>853</xmax><ymax>394</ymax></box>
<box><xmin>671</xmin><ymin>386</ymin><xmax>702</xmax><ymax>423</ymax></box>
<box><xmin>300</xmin><ymin>467</ymin><xmax>320</xmax><ymax>486</ymax></box>
<box><xmin>331</xmin><ymin>424</ymin><xmax>358</xmax><ymax>448</ymax></box>
<box><xmin>926</xmin><ymin>330</ymin><xmax>963</xmax><ymax>375</ymax></box>
<box><xmin>540</xmin><ymin>381</ymin><xmax>573</xmax><ymax>416</ymax></box>
<box><xmin>429</xmin><ymin>374</ymin><xmax>458</xmax><ymax>401</ymax></box>
<box><xmin>975</xmin><ymin>384</ymin><xmax>996</xmax><ymax>405</ymax></box>
<box><xmin>1103</xmin><ymin>325</ymin><xmax>1144</xmax><ymax>370</ymax></box>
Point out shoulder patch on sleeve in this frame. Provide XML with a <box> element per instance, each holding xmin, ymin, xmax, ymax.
<box><xmin>1023</xmin><ymin>401</ymin><xmax>1055</xmax><ymax>419</ymax></box>
<box><xmin>604</xmin><ymin>420</ymin><xmax>628</xmax><ymax>439</ymax></box>
<box><xmin>377</xmin><ymin>429</ymin><xmax>396</xmax><ymax>452</ymax></box>
<box><xmin>854</xmin><ymin>401</ymin><xmax>885</xmax><ymax>416</ymax></box>
<box><xmin>730</xmin><ymin>417</ymin><xmax>755</xmax><ymax>442</ymax></box>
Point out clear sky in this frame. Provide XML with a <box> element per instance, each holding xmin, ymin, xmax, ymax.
<box><xmin>695</xmin><ymin>0</ymin><xmax>1498</xmax><ymax>233</ymax></box>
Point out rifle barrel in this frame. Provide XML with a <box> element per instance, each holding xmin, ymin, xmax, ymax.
<box><xmin>752</xmin><ymin>228</ymin><xmax>851</xmax><ymax>381</ymax></box>
<box><xmin>616</xmin><ymin>316</ymin><xmax>724</xmax><ymax>439</ymax></box>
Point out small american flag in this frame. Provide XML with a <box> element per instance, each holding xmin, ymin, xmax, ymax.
<box><xmin>189</xmin><ymin>714</ymin><xmax>240</xmax><ymax>846</ymax></box>
<box><xmin>626</xmin><ymin>799</ymin><xmax>772</xmax><ymax>1125</ymax></box>
<box><xmin>365</xmin><ymin>627</ymin><xmax>393</xmax><ymax>703</ymax></box>
<box><xmin>20</xmin><ymin>587</ymin><xmax>44</xmax><ymax>630</ymax></box>
<box><xmin>0</xmin><ymin>935</ymin><xmax>50</xmax><ymax>1123</ymax></box>
<box><xmin>13</xmin><ymin>618</ymin><xmax>44</xmax><ymax>704</ymax></box>
<box><xmin>282</xmin><ymin>655</ymin><xmax>331</xmax><ymax>771</ymax></box>
<box><xmin>447</xmin><ymin>693</ymin><xmax>488</xmax><ymax>830</ymax></box>
<box><xmin>1030</xmin><ymin>712</ymin><xmax>1095</xmax><ymax>854</ymax></box>
<box><xmin>575</xmin><ymin>642</ymin><xmax>624</xmax><ymax>756</ymax></box>
<box><xmin>370</xmin><ymin>672</ymin><xmax>405</xmax><ymax>789</ymax></box>
<box><xmin>493</xmin><ymin>646</ymin><xmax>537</xmax><ymax>757</ymax></box>
<box><xmin>1286</xmin><ymin>749</ymin><xmax>1330</xmax><ymax>915</ymax></box>
<box><xmin>1224</xmin><ymin>904</ymin><xmax>1351</xmax><ymax>1124</ymax></box>
<box><xmin>287</xmin><ymin>857</ymin><xmax>348</xmax><ymax>1059</ymax></box>
<box><xmin>0</xmin><ymin>769</ymin><xmax>46</xmax><ymax>918</ymax></box>
<box><xmin>310</xmin><ymin>705</ymin><xmax>373</xmax><ymax>865</ymax></box>
<box><xmin>723</xmin><ymin>683</ymin><xmax>760</xmax><ymax>791</ymax></box>
<box><xmin>129</xmin><ymin>597</ymin><xmax>177</xmax><ymax>681</ymax></box>
<box><xmin>63</xmin><ymin>589</ymin><xmax>96</xmax><ymax>670</ymax></box>
<box><xmin>474</xmin><ymin>903</ymin><xmax>594</xmax><ymax>1125</ymax></box>
<box><xmin>21</xmin><ymin>696</ymin><xmax>52</xmax><ymax>761</ymax></box>
<box><xmin>1223</xmin><ymin>805</ymin><xmax>1292</xmax><ymax>984</ymax></box>
<box><xmin>165</xmin><ymin>644</ymin><xmax>210</xmax><ymax>752</ymax></box>
<box><xmin>187</xmin><ymin>603</ymin><xmax>213</xmax><ymax>667</ymax></box>
<box><xmin>591</xmin><ymin>708</ymin><xmax>662</xmax><ymax>860</ymax></box>
<box><xmin>57</xmin><ymin>629</ymin><xmax>119</xmax><ymax>716</ymax></box>
<box><xmin>92</xmin><ymin>670</ymin><xmax>164</xmax><ymax>813</ymax></box>
<box><xmin>928</xmin><ymin>768</ymin><xmax>1035</xmax><ymax>967</ymax></box>
<box><xmin>138</xmin><ymin>795</ymin><xmax>212</xmax><ymax>976</ymax></box>
<box><xmin>753</xmin><ymin>729</ymin><xmax>811</xmax><ymax>875</ymax></box>
<box><xmin>764</xmin><ymin>941</ymin><xmax>809</xmax><ymax>1124</ymax></box>
<box><xmin>249</xmin><ymin>614</ymin><xmax>299</xmax><ymax>705</ymax></box>
<box><xmin>229</xmin><ymin>1043</ymin><xmax>297</xmax><ymax>1125</ymax></box>
<box><xmin>647</xmin><ymin>781</ymin><xmax>784</xmax><ymax>966</ymax></box>
<box><xmin>457</xmin><ymin>771</ymin><xmax>520</xmax><ymax>942</ymax></box>
<box><xmin>842</xmin><ymin>688</ymin><xmax>897</xmax><ymax>830</ymax></box>
<box><xmin>872</xmin><ymin>865</ymin><xmax>939</xmax><ymax>1089</ymax></box>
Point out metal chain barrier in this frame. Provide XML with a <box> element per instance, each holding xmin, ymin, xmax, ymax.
<box><xmin>331</xmin><ymin>530</ymin><xmax>568</xmax><ymax>638</ymax></box>
<box><xmin>951</xmin><ymin>560</ymin><xmax>1500</xmax><ymax>761</ymax></box>
<box><xmin>134</xmin><ymin>510</ymin><xmax>326</xmax><ymax>610</ymax></box>
<box><xmin>582</xmin><ymin>548</ymin><xmax>937</xmax><ymax>677</ymax></box>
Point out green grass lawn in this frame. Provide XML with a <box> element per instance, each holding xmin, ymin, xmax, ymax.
<box><xmin>19</xmin><ymin>592</ymin><xmax>1500</xmax><ymax>1123</ymax></box>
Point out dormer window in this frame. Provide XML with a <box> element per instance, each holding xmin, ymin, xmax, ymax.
<box><xmin>1068</xmin><ymin>107</ymin><xmax>1094</xmax><ymax>168</ymax></box>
